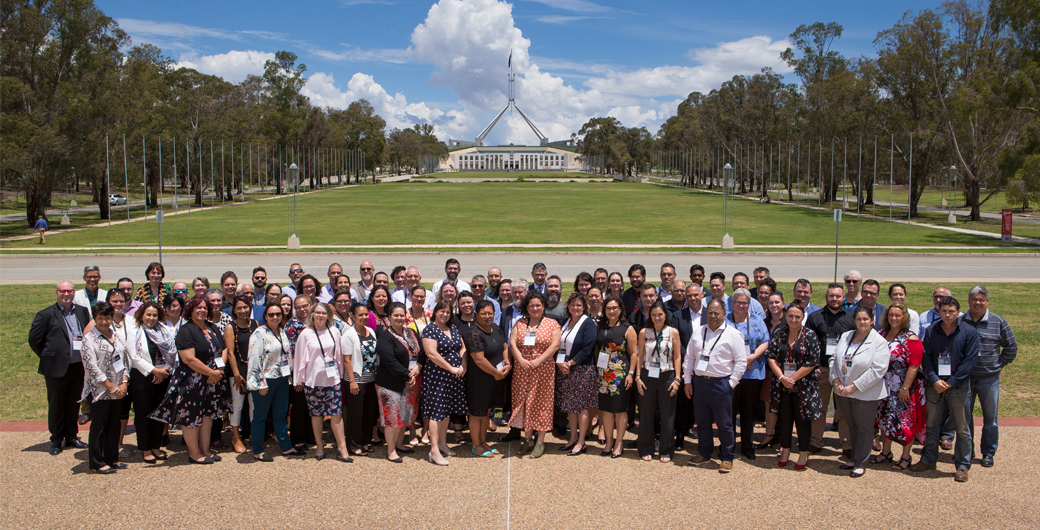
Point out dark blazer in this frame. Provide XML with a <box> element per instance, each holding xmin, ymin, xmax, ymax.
<box><xmin>562</xmin><ymin>316</ymin><xmax>599</xmax><ymax>366</ymax></box>
<box><xmin>667</xmin><ymin>302</ymin><xmax>698</xmax><ymax>359</ymax></box>
<box><xmin>373</xmin><ymin>328</ymin><xmax>421</xmax><ymax>394</ymax></box>
<box><xmin>923</xmin><ymin>320</ymin><xmax>980</xmax><ymax>389</ymax></box>
<box><xmin>28</xmin><ymin>303</ymin><xmax>91</xmax><ymax>378</ymax></box>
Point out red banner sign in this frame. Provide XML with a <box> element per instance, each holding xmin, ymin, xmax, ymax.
<box><xmin>1001</xmin><ymin>209</ymin><xmax>1013</xmax><ymax>242</ymax></box>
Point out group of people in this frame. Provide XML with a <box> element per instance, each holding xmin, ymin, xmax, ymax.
<box><xmin>28</xmin><ymin>259</ymin><xmax>1017</xmax><ymax>481</ymax></box>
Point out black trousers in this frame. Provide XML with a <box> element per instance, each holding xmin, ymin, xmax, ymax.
<box><xmin>733</xmin><ymin>378</ymin><xmax>763</xmax><ymax>452</ymax></box>
<box><xmin>45</xmin><ymin>362</ymin><xmax>84</xmax><ymax>443</ymax></box>
<box><xmin>88</xmin><ymin>398</ymin><xmax>122</xmax><ymax>469</ymax></box>
<box><xmin>290</xmin><ymin>385</ymin><xmax>314</xmax><ymax>445</ymax></box>
<box><xmin>129</xmin><ymin>370</ymin><xmax>168</xmax><ymax>452</ymax></box>
<box><xmin>777</xmin><ymin>390</ymin><xmax>811</xmax><ymax>452</ymax></box>
<box><xmin>637</xmin><ymin>372</ymin><xmax>677</xmax><ymax>458</ymax></box>
<box><xmin>343</xmin><ymin>380</ymin><xmax>378</xmax><ymax>451</ymax></box>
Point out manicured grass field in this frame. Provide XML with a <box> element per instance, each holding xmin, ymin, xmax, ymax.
<box><xmin>0</xmin><ymin>181</ymin><xmax>1017</xmax><ymax>249</ymax></box>
<box><xmin>3</xmin><ymin>281</ymin><xmax>1035</xmax><ymax>421</ymax></box>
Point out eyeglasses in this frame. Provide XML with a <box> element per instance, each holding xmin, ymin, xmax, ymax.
<box><xmin>266</xmin><ymin>312</ymin><xmax>283</xmax><ymax>318</ymax></box>
<box><xmin>57</xmin><ymin>289</ymin><xmax>75</xmax><ymax>294</ymax></box>
<box><xmin>290</xmin><ymin>269</ymin><xmax>303</xmax><ymax>274</ymax></box>
<box><xmin>360</xmin><ymin>267</ymin><xmax>373</xmax><ymax>271</ymax></box>
<box><xmin>173</xmin><ymin>289</ymin><xmax>188</xmax><ymax>293</ymax></box>
<box><xmin>845</xmin><ymin>279</ymin><xmax>859</xmax><ymax>284</ymax></box>
<box><xmin>84</xmin><ymin>276</ymin><xmax>100</xmax><ymax>280</ymax></box>
<box><xmin>861</xmin><ymin>290</ymin><xmax>879</xmax><ymax>296</ymax></box>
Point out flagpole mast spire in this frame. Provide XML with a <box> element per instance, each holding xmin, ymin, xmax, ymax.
<box><xmin>475</xmin><ymin>49</ymin><xmax>547</xmax><ymax>146</ymax></box>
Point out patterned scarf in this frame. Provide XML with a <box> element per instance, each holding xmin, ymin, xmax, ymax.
<box><xmin>390</xmin><ymin>327</ymin><xmax>420</xmax><ymax>360</ymax></box>
<box><xmin>144</xmin><ymin>322</ymin><xmax>178</xmax><ymax>368</ymax></box>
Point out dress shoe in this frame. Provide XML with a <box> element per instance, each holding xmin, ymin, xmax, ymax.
<box><xmin>530</xmin><ymin>442</ymin><xmax>545</xmax><ymax>458</ymax></box>
<box><xmin>687</xmin><ymin>454</ymin><xmax>710</xmax><ymax>466</ymax></box>
<box><xmin>189</xmin><ymin>456</ymin><xmax>214</xmax><ymax>465</ymax></box>
<box><xmin>910</xmin><ymin>461</ymin><xmax>936</xmax><ymax>472</ymax></box>
<box><xmin>567</xmin><ymin>445</ymin><xmax>587</xmax><ymax>456</ymax></box>
<box><xmin>754</xmin><ymin>435</ymin><xmax>778</xmax><ymax>450</ymax></box>
<box><xmin>500</xmin><ymin>430</ymin><xmax>522</xmax><ymax>442</ymax></box>
<box><xmin>741</xmin><ymin>450</ymin><xmax>756</xmax><ymax>461</ymax></box>
<box><xmin>49</xmin><ymin>442</ymin><xmax>63</xmax><ymax>455</ymax></box>
<box><xmin>65</xmin><ymin>438</ymin><xmax>88</xmax><ymax>449</ymax></box>
<box><xmin>839</xmin><ymin>463</ymin><xmax>855</xmax><ymax>470</ymax></box>
<box><xmin>940</xmin><ymin>439</ymin><xmax>954</xmax><ymax>450</ymax></box>
<box><xmin>850</xmin><ymin>468</ymin><xmax>865</xmax><ymax>478</ymax></box>
<box><xmin>387</xmin><ymin>456</ymin><xmax>403</xmax><ymax>463</ymax></box>
<box><xmin>719</xmin><ymin>460</ymin><xmax>733</xmax><ymax>473</ymax></box>
<box><xmin>981</xmin><ymin>455</ymin><xmax>994</xmax><ymax>467</ymax></box>
<box><xmin>558</xmin><ymin>440</ymin><xmax>578</xmax><ymax>452</ymax></box>
<box><xmin>95</xmin><ymin>467</ymin><xmax>117</xmax><ymax>475</ymax></box>
<box><xmin>954</xmin><ymin>469</ymin><xmax>969</xmax><ymax>482</ymax></box>
<box><xmin>112</xmin><ymin>462</ymin><xmax>128</xmax><ymax>469</ymax></box>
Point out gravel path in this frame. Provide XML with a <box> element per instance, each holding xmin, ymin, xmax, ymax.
<box><xmin>3</xmin><ymin>427</ymin><xmax>1037</xmax><ymax>528</ymax></box>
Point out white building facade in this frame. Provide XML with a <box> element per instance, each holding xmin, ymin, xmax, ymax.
<box><xmin>443</xmin><ymin>145</ymin><xmax>577</xmax><ymax>172</ymax></box>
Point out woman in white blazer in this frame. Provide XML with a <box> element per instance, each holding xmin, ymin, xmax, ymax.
<box><xmin>830</xmin><ymin>306</ymin><xmax>891</xmax><ymax>478</ymax></box>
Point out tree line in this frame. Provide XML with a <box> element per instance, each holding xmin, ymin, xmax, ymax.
<box><xmin>1</xmin><ymin>0</ymin><xmax>447</xmax><ymax>226</ymax></box>
<box><xmin>579</xmin><ymin>0</ymin><xmax>1038</xmax><ymax>220</ymax></box>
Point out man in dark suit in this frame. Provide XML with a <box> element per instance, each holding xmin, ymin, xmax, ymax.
<box><xmin>28</xmin><ymin>281</ymin><xmax>92</xmax><ymax>455</ymax></box>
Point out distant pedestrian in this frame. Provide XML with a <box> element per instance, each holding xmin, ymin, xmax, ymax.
<box><xmin>34</xmin><ymin>215</ymin><xmax>48</xmax><ymax>244</ymax></box>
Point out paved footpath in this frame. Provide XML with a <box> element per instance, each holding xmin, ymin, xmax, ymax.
<box><xmin>2</xmin><ymin>251</ymin><xmax>1039</xmax><ymax>284</ymax></box>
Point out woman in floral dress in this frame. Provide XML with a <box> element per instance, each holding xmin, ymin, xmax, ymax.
<box><xmin>508</xmin><ymin>291</ymin><xmax>561</xmax><ymax>459</ymax></box>
<box><xmin>596</xmin><ymin>296</ymin><xmax>637</xmax><ymax>458</ymax></box>
<box><xmin>874</xmin><ymin>302</ymin><xmax>926</xmax><ymax>470</ymax></box>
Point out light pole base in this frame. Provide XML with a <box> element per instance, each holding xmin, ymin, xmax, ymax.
<box><xmin>287</xmin><ymin>236</ymin><xmax>301</xmax><ymax>249</ymax></box>
<box><xmin>947</xmin><ymin>214</ymin><xmax>957</xmax><ymax>224</ymax></box>
<box><xmin>721</xmin><ymin>236</ymin><xmax>735</xmax><ymax>249</ymax></box>
<box><xmin>941</xmin><ymin>199</ymin><xmax>948</xmax><ymax>207</ymax></box>
<box><xmin>60</xmin><ymin>215</ymin><xmax>70</xmax><ymax>226</ymax></box>
<box><xmin>69</xmin><ymin>200</ymin><xmax>77</xmax><ymax>207</ymax></box>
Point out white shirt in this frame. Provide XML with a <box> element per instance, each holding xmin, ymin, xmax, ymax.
<box><xmin>317</xmin><ymin>284</ymin><xmax>336</xmax><ymax>304</ymax></box>
<box><xmin>908</xmin><ymin>308</ymin><xmax>921</xmax><ymax>337</ymax></box>
<box><xmin>391</xmin><ymin>289</ymin><xmax>412</xmax><ymax>309</ymax></box>
<box><xmin>683</xmin><ymin>321</ymin><xmax>747</xmax><ymax>388</ymax></box>
<box><xmin>656</xmin><ymin>286</ymin><xmax>673</xmax><ymax>303</ymax></box>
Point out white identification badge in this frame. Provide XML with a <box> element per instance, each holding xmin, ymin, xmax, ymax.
<box><xmin>783</xmin><ymin>361</ymin><xmax>797</xmax><ymax>378</ymax></box>
<box><xmin>279</xmin><ymin>359</ymin><xmax>291</xmax><ymax>377</ymax></box>
<box><xmin>111</xmin><ymin>355</ymin><xmax>125</xmax><ymax>374</ymax></box>
<box><xmin>523</xmin><ymin>331</ymin><xmax>537</xmax><ymax>346</ymax></box>
<box><xmin>938</xmin><ymin>353</ymin><xmax>952</xmax><ymax>377</ymax></box>
<box><xmin>597</xmin><ymin>352</ymin><xmax>609</xmax><ymax>370</ymax></box>
<box><xmin>826</xmin><ymin>338</ymin><xmax>838</xmax><ymax>358</ymax></box>
<box><xmin>745</xmin><ymin>340</ymin><xmax>751</xmax><ymax>357</ymax></box>
<box><xmin>409</xmin><ymin>360</ymin><xmax>418</xmax><ymax>371</ymax></box>
<box><xmin>496</xmin><ymin>361</ymin><xmax>506</xmax><ymax>371</ymax></box>
<box><xmin>72</xmin><ymin>340</ymin><xmax>82</xmax><ymax>352</ymax></box>
<box><xmin>696</xmin><ymin>354</ymin><xmax>710</xmax><ymax>372</ymax></box>
<box><xmin>648</xmin><ymin>362</ymin><xmax>661</xmax><ymax>378</ymax></box>
<box><xmin>556</xmin><ymin>352</ymin><xmax>567</xmax><ymax>364</ymax></box>
<box><xmin>325</xmin><ymin>360</ymin><xmax>337</xmax><ymax>378</ymax></box>
<box><xmin>214</xmin><ymin>355</ymin><xmax>225</xmax><ymax>369</ymax></box>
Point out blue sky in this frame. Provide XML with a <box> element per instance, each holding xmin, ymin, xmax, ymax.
<box><xmin>101</xmin><ymin>0</ymin><xmax>938</xmax><ymax>145</ymax></box>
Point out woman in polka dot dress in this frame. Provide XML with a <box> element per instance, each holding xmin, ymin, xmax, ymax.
<box><xmin>508</xmin><ymin>291</ymin><xmax>561</xmax><ymax>458</ymax></box>
<box><xmin>420</xmin><ymin>300</ymin><xmax>469</xmax><ymax>465</ymax></box>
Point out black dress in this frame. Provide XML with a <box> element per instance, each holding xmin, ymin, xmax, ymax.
<box><xmin>597</xmin><ymin>322</ymin><xmax>633</xmax><ymax>414</ymax></box>
<box><xmin>150</xmin><ymin>321</ymin><xmax>231</xmax><ymax>428</ymax></box>
<box><xmin>463</xmin><ymin>324</ymin><xmax>507</xmax><ymax>416</ymax></box>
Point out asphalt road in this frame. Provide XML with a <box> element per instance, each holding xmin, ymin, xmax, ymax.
<box><xmin>1</xmin><ymin>251</ymin><xmax>1037</xmax><ymax>284</ymax></box>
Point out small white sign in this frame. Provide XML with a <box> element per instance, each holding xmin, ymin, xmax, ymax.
<box><xmin>833</xmin><ymin>209</ymin><xmax>842</xmax><ymax>222</ymax></box>
<box><xmin>156</xmin><ymin>210</ymin><xmax>165</xmax><ymax>224</ymax></box>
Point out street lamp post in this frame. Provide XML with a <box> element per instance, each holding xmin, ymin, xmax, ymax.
<box><xmin>947</xmin><ymin>165</ymin><xmax>958</xmax><ymax>224</ymax></box>
<box><xmin>287</xmin><ymin>162</ymin><xmax>301</xmax><ymax>249</ymax></box>
<box><xmin>722</xmin><ymin>163</ymin><xmax>735</xmax><ymax>249</ymax></box>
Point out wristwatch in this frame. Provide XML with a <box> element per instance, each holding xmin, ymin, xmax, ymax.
<box><xmin>900</xmin><ymin>386</ymin><xmax>909</xmax><ymax>391</ymax></box>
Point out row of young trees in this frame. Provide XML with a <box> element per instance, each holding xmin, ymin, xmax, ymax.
<box><xmin>578</xmin><ymin>0</ymin><xmax>1037</xmax><ymax>220</ymax></box>
<box><xmin>1</xmin><ymin>0</ymin><xmax>447</xmax><ymax>226</ymax></box>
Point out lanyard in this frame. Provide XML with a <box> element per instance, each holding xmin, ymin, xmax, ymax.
<box><xmin>561</xmin><ymin>316</ymin><xmax>585</xmax><ymax>356</ymax></box>
<box><xmin>702</xmin><ymin>322</ymin><xmax>726</xmax><ymax>358</ymax></box>
<box><xmin>648</xmin><ymin>327</ymin><xmax>665</xmax><ymax>361</ymax></box>
<box><xmin>315</xmin><ymin>328</ymin><xmax>331</xmax><ymax>362</ymax></box>
<box><xmin>842</xmin><ymin>335</ymin><xmax>867</xmax><ymax>376</ymax></box>
<box><xmin>786</xmin><ymin>328</ymin><xmax>806</xmax><ymax>364</ymax></box>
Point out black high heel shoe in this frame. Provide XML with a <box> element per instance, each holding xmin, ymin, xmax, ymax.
<box><xmin>754</xmin><ymin>435</ymin><xmax>778</xmax><ymax>450</ymax></box>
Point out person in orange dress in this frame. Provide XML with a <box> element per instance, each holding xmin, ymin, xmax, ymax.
<box><xmin>508</xmin><ymin>291</ymin><xmax>561</xmax><ymax>458</ymax></box>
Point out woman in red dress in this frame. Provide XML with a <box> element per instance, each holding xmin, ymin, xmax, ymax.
<box><xmin>873</xmin><ymin>302</ymin><xmax>926</xmax><ymax>470</ymax></box>
<box><xmin>508</xmin><ymin>291</ymin><xmax>561</xmax><ymax>459</ymax></box>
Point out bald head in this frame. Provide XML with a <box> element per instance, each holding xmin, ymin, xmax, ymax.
<box><xmin>56</xmin><ymin>281</ymin><xmax>75</xmax><ymax>308</ymax></box>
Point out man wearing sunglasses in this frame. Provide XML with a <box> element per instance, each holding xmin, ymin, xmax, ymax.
<box><xmin>283</xmin><ymin>264</ymin><xmax>305</xmax><ymax>300</ymax></box>
<box><xmin>842</xmin><ymin>270</ymin><xmax>862</xmax><ymax>309</ymax></box>
<box><xmin>354</xmin><ymin>261</ymin><xmax>375</xmax><ymax>304</ymax></box>
<box><xmin>171</xmin><ymin>282</ymin><xmax>190</xmax><ymax>298</ymax></box>
<box><xmin>73</xmin><ymin>265</ymin><xmax>102</xmax><ymax>310</ymax></box>
<box><xmin>252</xmin><ymin>267</ymin><xmax>268</xmax><ymax>292</ymax></box>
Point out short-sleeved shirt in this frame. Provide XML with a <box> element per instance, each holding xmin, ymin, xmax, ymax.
<box><xmin>465</xmin><ymin>324</ymin><xmax>505</xmax><ymax>367</ymax></box>
<box><xmin>176</xmin><ymin>321</ymin><xmax>223</xmax><ymax>364</ymax></box>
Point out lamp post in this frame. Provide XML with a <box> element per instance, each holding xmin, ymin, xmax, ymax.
<box><xmin>722</xmin><ymin>163</ymin><xmax>735</xmax><ymax>249</ymax></box>
<box><xmin>947</xmin><ymin>165</ymin><xmax>958</xmax><ymax>224</ymax></box>
<box><xmin>287</xmin><ymin>162</ymin><xmax>301</xmax><ymax>249</ymax></box>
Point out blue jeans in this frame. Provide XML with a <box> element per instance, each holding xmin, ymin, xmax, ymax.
<box><xmin>970</xmin><ymin>373</ymin><xmax>1001</xmax><ymax>458</ymax></box>
<box><xmin>921</xmin><ymin>383</ymin><xmax>972</xmax><ymax>470</ymax></box>
<box><xmin>694</xmin><ymin>376</ymin><xmax>735</xmax><ymax>461</ymax></box>
<box><xmin>250</xmin><ymin>376</ymin><xmax>292</xmax><ymax>455</ymax></box>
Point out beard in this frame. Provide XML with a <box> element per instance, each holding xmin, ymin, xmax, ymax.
<box><xmin>548</xmin><ymin>292</ymin><xmax>561</xmax><ymax>304</ymax></box>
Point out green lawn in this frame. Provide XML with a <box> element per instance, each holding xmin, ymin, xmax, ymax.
<box><xmin>3</xmin><ymin>281</ymin><xmax>1036</xmax><ymax>421</ymax></box>
<box><xmin>0</xmin><ymin>181</ymin><xmax>1020</xmax><ymax>249</ymax></box>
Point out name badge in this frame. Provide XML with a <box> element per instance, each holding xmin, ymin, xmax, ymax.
<box><xmin>938</xmin><ymin>353</ymin><xmax>952</xmax><ymax>377</ymax></box>
<box><xmin>845</xmin><ymin>358</ymin><xmax>854</xmax><ymax>368</ymax></box>
<box><xmin>408</xmin><ymin>360</ymin><xmax>418</xmax><ymax>371</ymax></box>
<box><xmin>556</xmin><ymin>352</ymin><xmax>567</xmax><ymax>364</ymax></box>
<box><xmin>596</xmin><ymin>351</ymin><xmax>609</xmax><ymax>370</ymax></box>
<box><xmin>695</xmin><ymin>354</ymin><xmax>710</xmax><ymax>372</ymax></box>
<box><xmin>648</xmin><ymin>362</ymin><xmax>661</xmax><ymax>379</ymax></box>
<box><xmin>279</xmin><ymin>359</ymin><xmax>291</xmax><ymax>377</ymax></box>
<box><xmin>324</xmin><ymin>360</ymin><xmax>338</xmax><ymax>378</ymax></box>
<box><xmin>523</xmin><ymin>331</ymin><xmax>537</xmax><ymax>346</ymax></box>
<box><xmin>111</xmin><ymin>355</ymin><xmax>125</xmax><ymax>374</ymax></box>
<box><xmin>214</xmin><ymin>356</ymin><xmax>225</xmax><ymax>369</ymax></box>
<box><xmin>496</xmin><ymin>361</ymin><xmax>506</xmax><ymax>371</ymax></box>
<box><xmin>783</xmin><ymin>361</ymin><xmax>797</xmax><ymax>377</ymax></box>
<box><xmin>825</xmin><ymin>338</ymin><xmax>838</xmax><ymax>357</ymax></box>
<box><xmin>745</xmin><ymin>339</ymin><xmax>751</xmax><ymax>357</ymax></box>
<box><xmin>72</xmin><ymin>340</ymin><xmax>82</xmax><ymax>352</ymax></box>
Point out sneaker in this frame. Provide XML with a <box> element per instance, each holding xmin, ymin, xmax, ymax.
<box><xmin>719</xmin><ymin>460</ymin><xmax>733</xmax><ymax>473</ymax></box>
<box><xmin>687</xmin><ymin>454</ymin><xmax>711</xmax><ymax>466</ymax></box>
<box><xmin>954</xmin><ymin>469</ymin><xmax>969</xmax><ymax>482</ymax></box>
<box><xmin>981</xmin><ymin>455</ymin><xmax>994</xmax><ymax>467</ymax></box>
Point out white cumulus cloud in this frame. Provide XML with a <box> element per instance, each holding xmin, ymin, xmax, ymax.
<box><xmin>177</xmin><ymin>50</ymin><xmax>275</xmax><ymax>83</ymax></box>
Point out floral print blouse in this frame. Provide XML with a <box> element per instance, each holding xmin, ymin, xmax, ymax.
<box><xmin>246</xmin><ymin>325</ymin><xmax>291</xmax><ymax>390</ymax></box>
<box><xmin>81</xmin><ymin>328</ymin><xmax>128</xmax><ymax>402</ymax></box>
